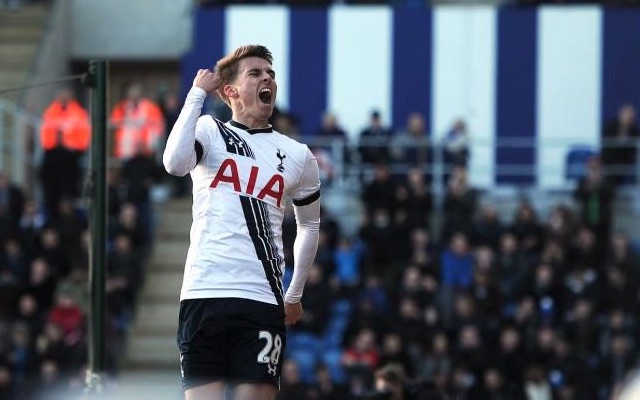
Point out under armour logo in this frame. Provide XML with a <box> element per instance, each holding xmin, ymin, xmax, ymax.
<box><xmin>276</xmin><ymin>149</ymin><xmax>286</xmax><ymax>172</ymax></box>
<box><xmin>268</xmin><ymin>364</ymin><xmax>277</xmax><ymax>377</ymax></box>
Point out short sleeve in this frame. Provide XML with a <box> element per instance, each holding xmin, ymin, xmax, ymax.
<box><xmin>194</xmin><ymin>116</ymin><xmax>217</xmax><ymax>157</ymax></box>
<box><xmin>291</xmin><ymin>147</ymin><xmax>321</xmax><ymax>206</ymax></box>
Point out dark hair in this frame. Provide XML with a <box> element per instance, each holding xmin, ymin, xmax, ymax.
<box><xmin>213</xmin><ymin>45</ymin><xmax>273</xmax><ymax>105</ymax></box>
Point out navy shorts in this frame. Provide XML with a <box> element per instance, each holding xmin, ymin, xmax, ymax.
<box><xmin>177</xmin><ymin>298</ymin><xmax>286</xmax><ymax>390</ymax></box>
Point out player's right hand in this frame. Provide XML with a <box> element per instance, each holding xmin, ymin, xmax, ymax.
<box><xmin>193</xmin><ymin>69</ymin><xmax>216</xmax><ymax>94</ymax></box>
<box><xmin>284</xmin><ymin>301</ymin><xmax>303</xmax><ymax>326</ymax></box>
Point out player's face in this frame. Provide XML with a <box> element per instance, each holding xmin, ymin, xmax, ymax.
<box><xmin>231</xmin><ymin>57</ymin><xmax>277</xmax><ymax>122</ymax></box>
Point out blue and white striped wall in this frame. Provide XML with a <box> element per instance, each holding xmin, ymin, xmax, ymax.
<box><xmin>181</xmin><ymin>5</ymin><xmax>640</xmax><ymax>189</ymax></box>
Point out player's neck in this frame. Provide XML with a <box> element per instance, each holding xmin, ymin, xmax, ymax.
<box><xmin>232</xmin><ymin>114</ymin><xmax>270</xmax><ymax>130</ymax></box>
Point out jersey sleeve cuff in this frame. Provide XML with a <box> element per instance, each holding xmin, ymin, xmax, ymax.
<box><xmin>188</xmin><ymin>86</ymin><xmax>208</xmax><ymax>102</ymax></box>
<box><xmin>284</xmin><ymin>293</ymin><xmax>301</xmax><ymax>304</ymax></box>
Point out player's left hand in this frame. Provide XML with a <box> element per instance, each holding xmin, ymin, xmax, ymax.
<box><xmin>284</xmin><ymin>301</ymin><xmax>303</xmax><ymax>326</ymax></box>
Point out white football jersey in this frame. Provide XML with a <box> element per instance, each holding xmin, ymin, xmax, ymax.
<box><xmin>181</xmin><ymin>117</ymin><xmax>320</xmax><ymax>306</ymax></box>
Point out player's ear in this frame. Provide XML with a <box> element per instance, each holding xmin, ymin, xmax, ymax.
<box><xmin>223</xmin><ymin>85</ymin><xmax>238</xmax><ymax>99</ymax></box>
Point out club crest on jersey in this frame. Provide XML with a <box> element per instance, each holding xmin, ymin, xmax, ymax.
<box><xmin>210</xmin><ymin>158</ymin><xmax>284</xmax><ymax>207</ymax></box>
<box><xmin>276</xmin><ymin>149</ymin><xmax>286</xmax><ymax>172</ymax></box>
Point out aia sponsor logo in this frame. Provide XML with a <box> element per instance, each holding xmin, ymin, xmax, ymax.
<box><xmin>210</xmin><ymin>158</ymin><xmax>284</xmax><ymax>207</ymax></box>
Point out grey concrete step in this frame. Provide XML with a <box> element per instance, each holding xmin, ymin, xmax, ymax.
<box><xmin>130</xmin><ymin>324</ymin><xmax>177</xmax><ymax>338</ymax></box>
<box><xmin>145</xmin><ymin>261</ymin><xmax>186</xmax><ymax>273</ymax></box>
<box><xmin>141</xmin><ymin>270</ymin><xmax>183</xmax><ymax>298</ymax></box>
<box><xmin>156</xmin><ymin>197</ymin><xmax>192</xmax><ymax>213</ymax></box>
<box><xmin>155</xmin><ymin>230</ymin><xmax>191</xmax><ymax>242</ymax></box>
<box><xmin>0</xmin><ymin>57</ymin><xmax>33</xmax><ymax>71</ymax></box>
<box><xmin>156</xmin><ymin>209</ymin><xmax>192</xmax><ymax>236</ymax></box>
<box><xmin>138</xmin><ymin>288</ymin><xmax>182</xmax><ymax>303</ymax></box>
<box><xmin>148</xmin><ymin>240</ymin><xmax>188</xmax><ymax>270</ymax></box>
<box><xmin>0</xmin><ymin>64</ymin><xmax>33</xmax><ymax>79</ymax></box>
<box><xmin>132</xmin><ymin>301</ymin><xmax>179</xmax><ymax>332</ymax></box>
<box><xmin>125</xmin><ymin>334</ymin><xmax>179</xmax><ymax>366</ymax></box>
<box><xmin>0</xmin><ymin>34</ymin><xmax>41</xmax><ymax>45</ymax></box>
<box><xmin>0</xmin><ymin>7</ymin><xmax>49</xmax><ymax>23</ymax></box>
<box><xmin>0</xmin><ymin>43</ymin><xmax>38</xmax><ymax>59</ymax></box>
<box><xmin>126</xmin><ymin>199</ymin><xmax>193</xmax><ymax>368</ymax></box>
<box><xmin>0</xmin><ymin>25</ymin><xmax>42</xmax><ymax>42</ymax></box>
<box><xmin>0</xmin><ymin>69</ymin><xmax>28</xmax><ymax>83</ymax></box>
<box><xmin>0</xmin><ymin>17</ymin><xmax>47</xmax><ymax>28</ymax></box>
<box><xmin>0</xmin><ymin>7</ymin><xmax>46</xmax><ymax>107</ymax></box>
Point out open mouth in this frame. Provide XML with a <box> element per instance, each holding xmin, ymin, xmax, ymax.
<box><xmin>259</xmin><ymin>88</ymin><xmax>273</xmax><ymax>105</ymax></box>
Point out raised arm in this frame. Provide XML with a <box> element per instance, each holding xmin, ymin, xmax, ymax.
<box><xmin>163</xmin><ymin>69</ymin><xmax>216</xmax><ymax>176</ymax></box>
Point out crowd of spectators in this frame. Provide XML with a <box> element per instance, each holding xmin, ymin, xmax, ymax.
<box><xmin>1</xmin><ymin>72</ymin><xmax>639</xmax><ymax>400</ymax></box>
<box><xmin>276</xmin><ymin>154</ymin><xmax>640</xmax><ymax>399</ymax></box>
<box><xmin>263</xmin><ymin>102</ymin><xmax>640</xmax><ymax>399</ymax></box>
<box><xmin>0</xmin><ymin>83</ymin><xmax>165</xmax><ymax>399</ymax></box>
<box><xmin>0</xmin><ymin>171</ymin><xmax>155</xmax><ymax>399</ymax></box>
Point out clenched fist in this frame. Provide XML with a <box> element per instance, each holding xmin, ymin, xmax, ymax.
<box><xmin>193</xmin><ymin>69</ymin><xmax>217</xmax><ymax>94</ymax></box>
<box><xmin>284</xmin><ymin>301</ymin><xmax>303</xmax><ymax>326</ymax></box>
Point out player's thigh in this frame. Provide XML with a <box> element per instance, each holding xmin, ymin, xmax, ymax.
<box><xmin>227</xmin><ymin>300</ymin><xmax>286</xmax><ymax>386</ymax></box>
<box><xmin>233</xmin><ymin>383</ymin><xmax>277</xmax><ymax>400</ymax></box>
<box><xmin>185</xmin><ymin>381</ymin><xmax>226</xmax><ymax>400</ymax></box>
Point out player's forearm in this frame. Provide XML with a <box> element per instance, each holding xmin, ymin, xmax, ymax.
<box><xmin>285</xmin><ymin>201</ymin><xmax>320</xmax><ymax>304</ymax></box>
<box><xmin>163</xmin><ymin>87</ymin><xmax>206</xmax><ymax>176</ymax></box>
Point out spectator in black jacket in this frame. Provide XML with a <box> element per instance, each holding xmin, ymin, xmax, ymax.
<box><xmin>442</xmin><ymin>167</ymin><xmax>477</xmax><ymax>243</ymax></box>
<box><xmin>359</xmin><ymin>111</ymin><xmax>393</xmax><ymax>165</ymax></box>
<box><xmin>574</xmin><ymin>155</ymin><xmax>615</xmax><ymax>255</ymax></box>
<box><xmin>120</xmin><ymin>146</ymin><xmax>163</xmax><ymax>235</ymax></box>
<box><xmin>361</xmin><ymin>163</ymin><xmax>398</xmax><ymax>218</ymax></box>
<box><xmin>38</xmin><ymin>140</ymin><xmax>77</xmax><ymax>218</ymax></box>
<box><xmin>395</xmin><ymin>167</ymin><xmax>432</xmax><ymax>231</ymax></box>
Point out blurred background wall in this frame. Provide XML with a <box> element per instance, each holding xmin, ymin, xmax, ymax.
<box><xmin>31</xmin><ymin>2</ymin><xmax>639</xmax><ymax>190</ymax></box>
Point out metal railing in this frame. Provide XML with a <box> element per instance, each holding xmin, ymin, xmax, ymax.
<box><xmin>299</xmin><ymin>135</ymin><xmax>640</xmax><ymax>194</ymax></box>
<box><xmin>0</xmin><ymin>100</ymin><xmax>638</xmax><ymax>202</ymax></box>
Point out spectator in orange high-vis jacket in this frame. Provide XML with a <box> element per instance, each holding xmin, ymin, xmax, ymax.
<box><xmin>110</xmin><ymin>83</ymin><xmax>165</xmax><ymax>161</ymax></box>
<box><xmin>40</xmin><ymin>88</ymin><xmax>91</xmax><ymax>152</ymax></box>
